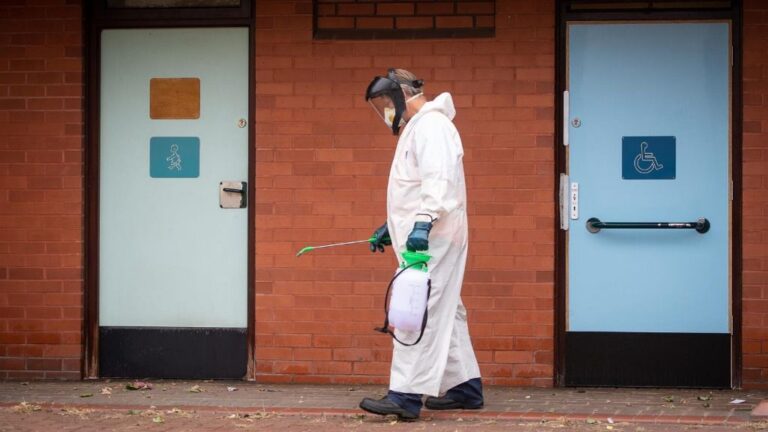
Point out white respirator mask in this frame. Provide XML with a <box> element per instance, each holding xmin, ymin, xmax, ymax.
<box><xmin>382</xmin><ymin>94</ymin><xmax>421</xmax><ymax>129</ymax></box>
<box><xmin>383</xmin><ymin>106</ymin><xmax>404</xmax><ymax>129</ymax></box>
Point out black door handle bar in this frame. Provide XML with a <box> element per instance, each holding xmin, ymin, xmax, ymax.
<box><xmin>586</xmin><ymin>217</ymin><xmax>710</xmax><ymax>234</ymax></box>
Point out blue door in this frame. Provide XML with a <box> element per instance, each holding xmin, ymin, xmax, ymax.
<box><xmin>566</xmin><ymin>23</ymin><xmax>731</xmax><ymax>387</ymax></box>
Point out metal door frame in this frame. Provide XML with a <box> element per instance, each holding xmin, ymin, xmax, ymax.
<box><xmin>554</xmin><ymin>0</ymin><xmax>743</xmax><ymax>387</ymax></box>
<box><xmin>83</xmin><ymin>1</ymin><xmax>256</xmax><ymax>379</ymax></box>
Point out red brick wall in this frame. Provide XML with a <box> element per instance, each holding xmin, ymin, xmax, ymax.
<box><xmin>254</xmin><ymin>0</ymin><xmax>555</xmax><ymax>386</ymax></box>
<box><xmin>741</xmin><ymin>0</ymin><xmax>768</xmax><ymax>389</ymax></box>
<box><xmin>0</xmin><ymin>0</ymin><xmax>84</xmax><ymax>379</ymax></box>
<box><xmin>1</xmin><ymin>0</ymin><xmax>764</xmax><ymax>389</ymax></box>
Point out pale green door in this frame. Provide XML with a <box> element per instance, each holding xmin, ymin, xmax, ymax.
<box><xmin>99</xmin><ymin>28</ymin><xmax>249</xmax><ymax>378</ymax></box>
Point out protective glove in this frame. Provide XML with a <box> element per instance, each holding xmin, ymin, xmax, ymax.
<box><xmin>370</xmin><ymin>222</ymin><xmax>392</xmax><ymax>253</ymax></box>
<box><xmin>406</xmin><ymin>221</ymin><xmax>432</xmax><ymax>252</ymax></box>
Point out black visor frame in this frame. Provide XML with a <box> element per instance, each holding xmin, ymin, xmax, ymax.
<box><xmin>364</xmin><ymin>69</ymin><xmax>423</xmax><ymax>135</ymax></box>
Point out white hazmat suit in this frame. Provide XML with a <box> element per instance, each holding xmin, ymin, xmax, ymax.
<box><xmin>386</xmin><ymin>92</ymin><xmax>481</xmax><ymax>397</ymax></box>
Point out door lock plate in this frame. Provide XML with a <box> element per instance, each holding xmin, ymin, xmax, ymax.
<box><xmin>220</xmin><ymin>181</ymin><xmax>247</xmax><ymax>209</ymax></box>
<box><xmin>570</xmin><ymin>182</ymin><xmax>579</xmax><ymax>220</ymax></box>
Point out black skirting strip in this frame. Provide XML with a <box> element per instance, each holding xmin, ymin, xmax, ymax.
<box><xmin>565</xmin><ymin>331</ymin><xmax>730</xmax><ymax>388</ymax></box>
<box><xmin>100</xmin><ymin>327</ymin><xmax>247</xmax><ymax>379</ymax></box>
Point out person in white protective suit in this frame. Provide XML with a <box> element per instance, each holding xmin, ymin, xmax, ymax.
<box><xmin>359</xmin><ymin>69</ymin><xmax>484</xmax><ymax>421</ymax></box>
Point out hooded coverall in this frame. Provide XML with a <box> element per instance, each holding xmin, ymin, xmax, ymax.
<box><xmin>386</xmin><ymin>92</ymin><xmax>481</xmax><ymax>397</ymax></box>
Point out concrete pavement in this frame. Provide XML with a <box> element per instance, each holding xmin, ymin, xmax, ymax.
<box><xmin>1</xmin><ymin>380</ymin><xmax>767</xmax><ymax>430</ymax></box>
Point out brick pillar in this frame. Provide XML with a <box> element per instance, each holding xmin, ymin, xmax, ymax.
<box><xmin>0</xmin><ymin>0</ymin><xmax>84</xmax><ymax>380</ymax></box>
<box><xmin>742</xmin><ymin>0</ymin><xmax>768</xmax><ymax>389</ymax></box>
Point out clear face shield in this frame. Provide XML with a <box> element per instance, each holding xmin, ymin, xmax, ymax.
<box><xmin>365</xmin><ymin>69</ymin><xmax>424</xmax><ymax>135</ymax></box>
<box><xmin>368</xmin><ymin>94</ymin><xmax>404</xmax><ymax>130</ymax></box>
<box><xmin>367</xmin><ymin>92</ymin><xmax>424</xmax><ymax>134</ymax></box>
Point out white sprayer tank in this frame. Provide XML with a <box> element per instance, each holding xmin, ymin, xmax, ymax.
<box><xmin>388</xmin><ymin>266</ymin><xmax>430</xmax><ymax>332</ymax></box>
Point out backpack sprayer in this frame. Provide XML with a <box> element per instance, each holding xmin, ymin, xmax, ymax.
<box><xmin>296</xmin><ymin>239</ymin><xmax>431</xmax><ymax>346</ymax></box>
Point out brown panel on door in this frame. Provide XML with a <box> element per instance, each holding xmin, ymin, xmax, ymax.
<box><xmin>150</xmin><ymin>78</ymin><xmax>200</xmax><ymax>119</ymax></box>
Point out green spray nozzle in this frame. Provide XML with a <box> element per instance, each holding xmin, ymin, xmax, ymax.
<box><xmin>295</xmin><ymin>246</ymin><xmax>314</xmax><ymax>257</ymax></box>
<box><xmin>401</xmin><ymin>251</ymin><xmax>431</xmax><ymax>272</ymax></box>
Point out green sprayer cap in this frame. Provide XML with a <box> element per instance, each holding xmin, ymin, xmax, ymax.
<box><xmin>401</xmin><ymin>251</ymin><xmax>431</xmax><ymax>272</ymax></box>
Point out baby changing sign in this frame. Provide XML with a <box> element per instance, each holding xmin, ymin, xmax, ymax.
<box><xmin>622</xmin><ymin>136</ymin><xmax>676</xmax><ymax>180</ymax></box>
<box><xmin>150</xmin><ymin>137</ymin><xmax>200</xmax><ymax>178</ymax></box>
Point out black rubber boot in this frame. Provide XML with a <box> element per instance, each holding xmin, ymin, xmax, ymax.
<box><xmin>424</xmin><ymin>395</ymin><xmax>483</xmax><ymax>410</ymax></box>
<box><xmin>425</xmin><ymin>378</ymin><xmax>484</xmax><ymax>410</ymax></box>
<box><xmin>359</xmin><ymin>396</ymin><xmax>419</xmax><ymax>421</ymax></box>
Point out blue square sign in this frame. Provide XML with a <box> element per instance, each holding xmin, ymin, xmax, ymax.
<box><xmin>622</xmin><ymin>136</ymin><xmax>676</xmax><ymax>180</ymax></box>
<box><xmin>150</xmin><ymin>137</ymin><xmax>200</xmax><ymax>178</ymax></box>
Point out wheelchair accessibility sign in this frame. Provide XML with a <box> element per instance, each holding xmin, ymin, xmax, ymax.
<box><xmin>622</xmin><ymin>136</ymin><xmax>675</xmax><ymax>180</ymax></box>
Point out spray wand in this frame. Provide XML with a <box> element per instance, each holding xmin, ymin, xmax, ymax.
<box><xmin>295</xmin><ymin>237</ymin><xmax>375</xmax><ymax>257</ymax></box>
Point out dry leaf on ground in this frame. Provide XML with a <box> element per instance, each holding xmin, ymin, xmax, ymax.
<box><xmin>59</xmin><ymin>407</ymin><xmax>94</xmax><ymax>418</ymax></box>
<box><xmin>11</xmin><ymin>402</ymin><xmax>42</xmax><ymax>413</ymax></box>
<box><xmin>125</xmin><ymin>381</ymin><xmax>153</xmax><ymax>391</ymax></box>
